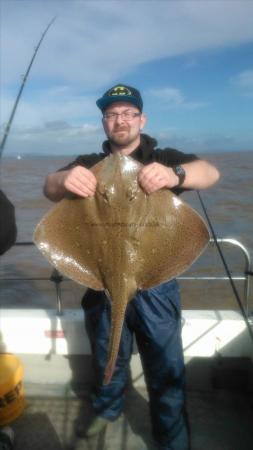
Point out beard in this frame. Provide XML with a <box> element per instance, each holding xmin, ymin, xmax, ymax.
<box><xmin>108</xmin><ymin>127</ymin><xmax>137</xmax><ymax>148</ymax></box>
<box><xmin>108</xmin><ymin>128</ymin><xmax>132</xmax><ymax>148</ymax></box>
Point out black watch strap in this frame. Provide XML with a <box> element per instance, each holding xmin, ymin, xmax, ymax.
<box><xmin>172</xmin><ymin>165</ymin><xmax>186</xmax><ymax>187</ymax></box>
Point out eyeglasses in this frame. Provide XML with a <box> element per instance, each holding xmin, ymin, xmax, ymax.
<box><xmin>103</xmin><ymin>110</ymin><xmax>141</xmax><ymax>121</ymax></box>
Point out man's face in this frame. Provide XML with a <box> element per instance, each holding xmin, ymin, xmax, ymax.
<box><xmin>102</xmin><ymin>102</ymin><xmax>146</xmax><ymax>149</ymax></box>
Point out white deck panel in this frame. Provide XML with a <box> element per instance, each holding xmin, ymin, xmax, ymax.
<box><xmin>1</xmin><ymin>308</ymin><xmax>252</xmax><ymax>358</ymax></box>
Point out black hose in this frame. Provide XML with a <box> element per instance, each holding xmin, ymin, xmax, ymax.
<box><xmin>197</xmin><ymin>189</ymin><xmax>253</xmax><ymax>344</ymax></box>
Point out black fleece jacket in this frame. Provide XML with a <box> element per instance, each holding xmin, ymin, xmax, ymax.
<box><xmin>60</xmin><ymin>133</ymin><xmax>198</xmax><ymax>194</ymax></box>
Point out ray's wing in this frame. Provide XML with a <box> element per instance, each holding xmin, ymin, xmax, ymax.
<box><xmin>134</xmin><ymin>189</ymin><xmax>210</xmax><ymax>290</ymax></box>
<box><xmin>34</xmin><ymin>195</ymin><xmax>105</xmax><ymax>290</ymax></box>
<box><xmin>34</xmin><ymin>157</ymin><xmax>116</xmax><ymax>290</ymax></box>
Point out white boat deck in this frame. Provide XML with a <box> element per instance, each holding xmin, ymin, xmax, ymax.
<box><xmin>9</xmin><ymin>359</ymin><xmax>253</xmax><ymax>450</ymax></box>
<box><xmin>1</xmin><ymin>307</ymin><xmax>253</xmax><ymax>449</ymax></box>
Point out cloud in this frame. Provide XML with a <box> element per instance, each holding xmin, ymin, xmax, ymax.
<box><xmin>152</xmin><ymin>129</ymin><xmax>251</xmax><ymax>153</ymax></box>
<box><xmin>230</xmin><ymin>69</ymin><xmax>253</xmax><ymax>96</ymax></box>
<box><xmin>1</xmin><ymin>85</ymin><xmax>99</xmax><ymax>126</ymax></box>
<box><xmin>148</xmin><ymin>87</ymin><xmax>207</xmax><ymax>110</ymax></box>
<box><xmin>5</xmin><ymin>119</ymin><xmax>251</xmax><ymax>157</ymax></box>
<box><xmin>3</xmin><ymin>121</ymin><xmax>104</xmax><ymax>156</ymax></box>
<box><xmin>2</xmin><ymin>1</ymin><xmax>253</xmax><ymax>89</ymax></box>
<box><xmin>150</xmin><ymin>88</ymin><xmax>184</xmax><ymax>106</ymax></box>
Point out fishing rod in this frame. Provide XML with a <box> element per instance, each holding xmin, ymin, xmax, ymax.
<box><xmin>197</xmin><ymin>190</ymin><xmax>253</xmax><ymax>344</ymax></box>
<box><xmin>0</xmin><ymin>16</ymin><xmax>56</xmax><ymax>158</ymax></box>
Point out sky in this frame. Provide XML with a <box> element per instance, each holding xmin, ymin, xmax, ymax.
<box><xmin>1</xmin><ymin>0</ymin><xmax>253</xmax><ymax>156</ymax></box>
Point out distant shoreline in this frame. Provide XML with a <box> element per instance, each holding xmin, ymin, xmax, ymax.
<box><xmin>2</xmin><ymin>149</ymin><xmax>253</xmax><ymax>160</ymax></box>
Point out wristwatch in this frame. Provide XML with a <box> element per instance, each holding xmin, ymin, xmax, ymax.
<box><xmin>172</xmin><ymin>165</ymin><xmax>186</xmax><ymax>187</ymax></box>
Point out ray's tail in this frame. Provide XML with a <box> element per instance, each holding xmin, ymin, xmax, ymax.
<box><xmin>103</xmin><ymin>278</ymin><xmax>137</xmax><ymax>385</ymax></box>
<box><xmin>103</xmin><ymin>298</ymin><xmax>129</xmax><ymax>385</ymax></box>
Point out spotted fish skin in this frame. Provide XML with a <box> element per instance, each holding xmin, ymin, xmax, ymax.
<box><xmin>34</xmin><ymin>153</ymin><xmax>210</xmax><ymax>384</ymax></box>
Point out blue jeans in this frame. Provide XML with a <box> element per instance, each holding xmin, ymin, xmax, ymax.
<box><xmin>82</xmin><ymin>279</ymin><xmax>190</xmax><ymax>450</ymax></box>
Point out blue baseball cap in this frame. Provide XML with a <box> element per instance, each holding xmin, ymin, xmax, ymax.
<box><xmin>96</xmin><ymin>84</ymin><xmax>143</xmax><ymax>112</ymax></box>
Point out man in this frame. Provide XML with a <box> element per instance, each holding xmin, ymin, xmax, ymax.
<box><xmin>0</xmin><ymin>191</ymin><xmax>16</xmax><ymax>450</ymax></box>
<box><xmin>0</xmin><ymin>428</ymin><xmax>14</xmax><ymax>450</ymax></box>
<box><xmin>0</xmin><ymin>190</ymin><xmax>17</xmax><ymax>256</ymax></box>
<box><xmin>44</xmin><ymin>84</ymin><xmax>219</xmax><ymax>450</ymax></box>
<box><xmin>0</xmin><ymin>190</ymin><xmax>16</xmax><ymax>449</ymax></box>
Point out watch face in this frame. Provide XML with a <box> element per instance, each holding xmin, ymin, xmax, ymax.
<box><xmin>175</xmin><ymin>165</ymin><xmax>185</xmax><ymax>176</ymax></box>
<box><xmin>173</xmin><ymin>165</ymin><xmax>186</xmax><ymax>186</ymax></box>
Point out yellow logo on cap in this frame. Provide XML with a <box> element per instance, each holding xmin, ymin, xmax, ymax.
<box><xmin>109</xmin><ymin>86</ymin><xmax>132</xmax><ymax>96</ymax></box>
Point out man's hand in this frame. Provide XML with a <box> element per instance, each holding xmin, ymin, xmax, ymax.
<box><xmin>138</xmin><ymin>162</ymin><xmax>179</xmax><ymax>194</ymax></box>
<box><xmin>63</xmin><ymin>165</ymin><xmax>97</xmax><ymax>198</ymax></box>
<box><xmin>44</xmin><ymin>165</ymin><xmax>97</xmax><ymax>201</ymax></box>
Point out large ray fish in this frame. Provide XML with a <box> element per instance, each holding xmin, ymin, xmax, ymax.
<box><xmin>34</xmin><ymin>153</ymin><xmax>209</xmax><ymax>384</ymax></box>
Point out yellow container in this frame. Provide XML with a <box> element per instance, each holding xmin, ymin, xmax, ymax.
<box><xmin>0</xmin><ymin>354</ymin><xmax>25</xmax><ymax>425</ymax></box>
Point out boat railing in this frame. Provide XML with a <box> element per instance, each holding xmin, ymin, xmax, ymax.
<box><xmin>180</xmin><ymin>238</ymin><xmax>252</xmax><ymax>316</ymax></box>
<box><xmin>2</xmin><ymin>238</ymin><xmax>252</xmax><ymax>318</ymax></box>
